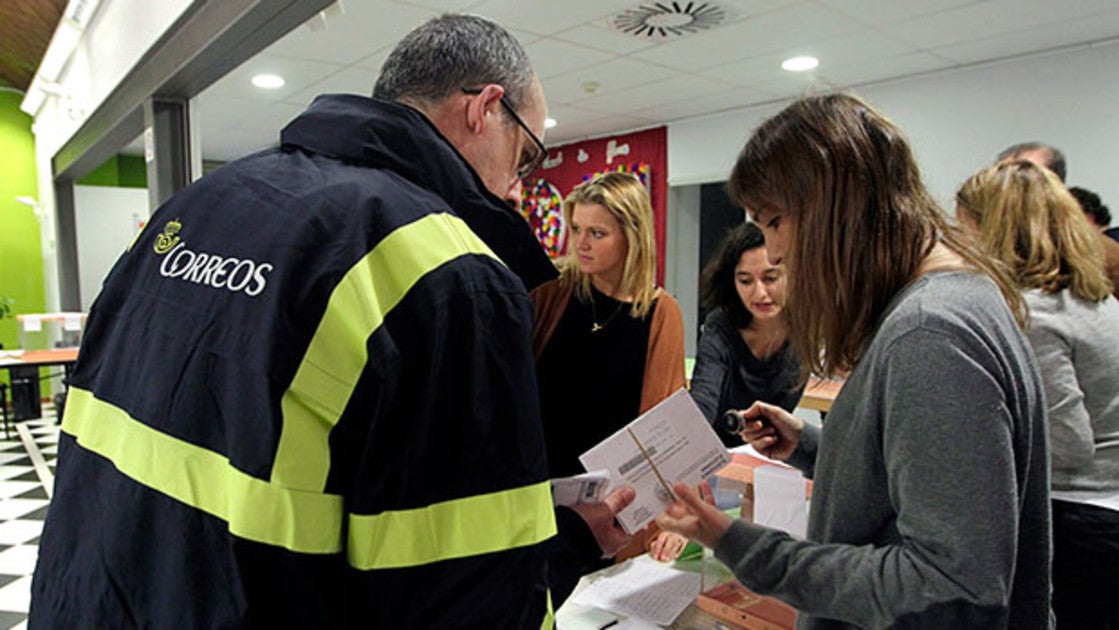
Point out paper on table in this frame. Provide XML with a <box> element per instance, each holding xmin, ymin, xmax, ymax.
<box><xmin>22</xmin><ymin>316</ymin><xmax>42</xmax><ymax>332</ymax></box>
<box><xmin>753</xmin><ymin>465</ymin><xmax>808</xmax><ymax>539</ymax></box>
<box><xmin>580</xmin><ymin>388</ymin><xmax>731</xmax><ymax>534</ymax></box>
<box><xmin>63</xmin><ymin>315</ymin><xmax>83</xmax><ymax>331</ymax></box>
<box><xmin>570</xmin><ymin>558</ymin><xmax>702</xmax><ymax>626</ymax></box>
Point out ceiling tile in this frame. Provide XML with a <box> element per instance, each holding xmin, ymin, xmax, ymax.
<box><xmin>813</xmin><ymin>0</ymin><xmax>980</xmax><ymax>26</ymax></box>
<box><xmin>632</xmin><ymin>2</ymin><xmax>867</xmax><ymax>72</ymax></box>
<box><xmin>524</xmin><ymin>37</ymin><xmax>615</xmax><ymax>79</ymax></box>
<box><xmin>265</xmin><ymin>2</ymin><xmax>435</xmax><ymax>65</ymax></box>
<box><xmin>283</xmin><ymin>66</ymin><xmax>378</xmax><ymax>108</ymax></box>
<box><xmin>204</xmin><ymin>55</ymin><xmax>349</xmax><ymax>104</ymax></box>
<box><xmin>191</xmin><ymin>94</ymin><xmax>265</xmax><ymax>132</ymax></box>
<box><xmin>817</xmin><ymin>51</ymin><xmax>956</xmax><ymax>87</ymax></box>
<box><xmin>471</xmin><ymin>0</ymin><xmax>635</xmax><ymax>36</ymax></box>
<box><xmin>551</xmin><ymin>23</ymin><xmax>659</xmax><ymax>55</ymax></box>
<box><xmin>199</xmin><ymin>127</ymin><xmax>279</xmax><ymax>163</ymax></box>
<box><xmin>888</xmin><ymin>0</ymin><xmax>1119</xmax><ymax>50</ymax></box>
<box><xmin>700</xmin><ymin>29</ymin><xmax>921</xmax><ymax>86</ymax></box>
<box><xmin>353</xmin><ymin>49</ymin><xmax>390</xmax><ymax>72</ymax></box>
<box><xmin>932</xmin><ymin>10</ymin><xmax>1119</xmax><ymax>64</ymax></box>
<box><xmin>631</xmin><ymin>85</ymin><xmax>781</xmax><ymax>121</ymax></box>
<box><xmin>573</xmin><ymin>74</ymin><xmax>729</xmax><ymax>115</ymax></box>
<box><xmin>394</xmin><ymin>0</ymin><xmax>485</xmax><ymax>10</ymax></box>
<box><xmin>541</xmin><ymin>58</ymin><xmax>679</xmax><ymax>107</ymax></box>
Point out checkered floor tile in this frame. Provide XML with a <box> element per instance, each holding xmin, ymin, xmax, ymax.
<box><xmin>0</xmin><ymin>406</ymin><xmax>58</xmax><ymax>630</ymax></box>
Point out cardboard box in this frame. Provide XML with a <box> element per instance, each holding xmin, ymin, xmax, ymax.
<box><xmin>696</xmin><ymin>581</ymin><xmax>797</xmax><ymax>629</ymax></box>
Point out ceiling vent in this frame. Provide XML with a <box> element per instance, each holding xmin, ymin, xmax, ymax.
<box><xmin>608</xmin><ymin>2</ymin><xmax>728</xmax><ymax>39</ymax></box>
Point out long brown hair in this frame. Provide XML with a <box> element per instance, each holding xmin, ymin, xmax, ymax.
<box><xmin>559</xmin><ymin>172</ymin><xmax>658</xmax><ymax>318</ymax></box>
<box><xmin>727</xmin><ymin>93</ymin><xmax>1023</xmax><ymax>377</ymax></box>
<box><xmin>957</xmin><ymin>160</ymin><xmax>1112</xmax><ymax>302</ymax></box>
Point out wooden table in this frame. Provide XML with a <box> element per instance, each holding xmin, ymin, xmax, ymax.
<box><xmin>798</xmin><ymin>377</ymin><xmax>844</xmax><ymax>413</ymax></box>
<box><xmin>0</xmin><ymin>348</ymin><xmax>79</xmax><ymax>434</ymax></box>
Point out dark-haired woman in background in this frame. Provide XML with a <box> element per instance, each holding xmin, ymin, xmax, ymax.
<box><xmin>690</xmin><ymin>222</ymin><xmax>803</xmax><ymax>446</ymax></box>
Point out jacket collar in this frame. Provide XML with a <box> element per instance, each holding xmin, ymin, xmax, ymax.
<box><xmin>280</xmin><ymin>94</ymin><xmax>557</xmax><ymax>291</ymax></box>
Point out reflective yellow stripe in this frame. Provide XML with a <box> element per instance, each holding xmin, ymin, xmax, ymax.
<box><xmin>62</xmin><ymin>387</ymin><xmax>344</xmax><ymax>554</ymax></box>
<box><xmin>271</xmin><ymin>213</ymin><xmax>500</xmax><ymax>491</ymax></box>
<box><xmin>347</xmin><ymin>481</ymin><xmax>557</xmax><ymax>570</ymax></box>
<box><xmin>541</xmin><ymin>590</ymin><xmax>554</xmax><ymax>630</ymax></box>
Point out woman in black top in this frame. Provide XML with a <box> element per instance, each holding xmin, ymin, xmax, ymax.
<box><xmin>690</xmin><ymin>222</ymin><xmax>804</xmax><ymax>446</ymax></box>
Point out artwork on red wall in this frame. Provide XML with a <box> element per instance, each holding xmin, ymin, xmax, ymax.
<box><xmin>519</xmin><ymin>126</ymin><xmax>668</xmax><ymax>284</ymax></box>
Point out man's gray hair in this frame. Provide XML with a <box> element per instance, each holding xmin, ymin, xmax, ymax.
<box><xmin>373</xmin><ymin>14</ymin><xmax>534</xmax><ymax>110</ymax></box>
<box><xmin>996</xmin><ymin>141</ymin><xmax>1067</xmax><ymax>182</ymax></box>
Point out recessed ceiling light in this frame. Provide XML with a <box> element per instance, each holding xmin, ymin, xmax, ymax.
<box><xmin>251</xmin><ymin>73</ymin><xmax>285</xmax><ymax>89</ymax></box>
<box><xmin>781</xmin><ymin>56</ymin><xmax>819</xmax><ymax>72</ymax></box>
<box><xmin>544</xmin><ymin>117</ymin><xmax>557</xmax><ymax>129</ymax></box>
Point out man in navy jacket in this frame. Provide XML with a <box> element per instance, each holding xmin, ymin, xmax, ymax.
<box><xmin>32</xmin><ymin>14</ymin><xmax>630</xmax><ymax>627</ymax></box>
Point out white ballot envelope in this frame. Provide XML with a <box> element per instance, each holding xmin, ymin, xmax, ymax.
<box><xmin>579</xmin><ymin>388</ymin><xmax>731</xmax><ymax>534</ymax></box>
<box><xmin>551</xmin><ymin>469</ymin><xmax>612</xmax><ymax>507</ymax></box>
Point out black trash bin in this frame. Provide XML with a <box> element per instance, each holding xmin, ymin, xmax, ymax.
<box><xmin>10</xmin><ymin>366</ymin><xmax>42</xmax><ymax>421</ymax></box>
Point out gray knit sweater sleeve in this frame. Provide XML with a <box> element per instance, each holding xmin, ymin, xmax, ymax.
<box><xmin>712</xmin><ymin>272</ymin><xmax>1050</xmax><ymax>629</ymax></box>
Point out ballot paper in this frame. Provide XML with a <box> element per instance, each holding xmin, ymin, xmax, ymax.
<box><xmin>551</xmin><ymin>469</ymin><xmax>612</xmax><ymax>507</ymax></box>
<box><xmin>580</xmin><ymin>388</ymin><xmax>731</xmax><ymax>534</ymax></box>
<box><xmin>570</xmin><ymin>558</ymin><xmax>703</xmax><ymax>625</ymax></box>
<box><xmin>753</xmin><ymin>465</ymin><xmax>808</xmax><ymax>539</ymax></box>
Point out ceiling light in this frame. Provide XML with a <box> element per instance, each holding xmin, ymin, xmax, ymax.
<box><xmin>781</xmin><ymin>56</ymin><xmax>819</xmax><ymax>72</ymax></box>
<box><xmin>251</xmin><ymin>73</ymin><xmax>285</xmax><ymax>89</ymax></box>
<box><xmin>544</xmin><ymin>118</ymin><xmax>557</xmax><ymax>129</ymax></box>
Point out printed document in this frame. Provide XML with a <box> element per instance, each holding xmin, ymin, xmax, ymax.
<box><xmin>580</xmin><ymin>388</ymin><xmax>731</xmax><ymax>534</ymax></box>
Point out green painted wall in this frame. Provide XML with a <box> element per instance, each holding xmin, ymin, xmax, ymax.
<box><xmin>0</xmin><ymin>90</ymin><xmax>46</xmax><ymax>365</ymax></box>
<box><xmin>77</xmin><ymin>154</ymin><xmax>148</xmax><ymax>188</ymax></box>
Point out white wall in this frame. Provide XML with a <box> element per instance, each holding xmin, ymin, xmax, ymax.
<box><xmin>32</xmin><ymin>0</ymin><xmax>193</xmax><ymax>159</ymax></box>
<box><xmin>668</xmin><ymin>41</ymin><xmax>1119</xmax><ymax>223</ymax></box>
<box><xmin>73</xmin><ymin>186</ymin><xmax>150</xmax><ymax>311</ymax></box>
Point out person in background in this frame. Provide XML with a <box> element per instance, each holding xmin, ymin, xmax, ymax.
<box><xmin>1069</xmin><ymin>186</ymin><xmax>1119</xmax><ymax>297</ymax></box>
<box><xmin>957</xmin><ymin>161</ymin><xmax>1119</xmax><ymax>629</ymax></box>
<box><xmin>997</xmin><ymin>141</ymin><xmax>1119</xmax><ymax>299</ymax></box>
<box><xmin>656</xmin><ymin>93</ymin><xmax>1050</xmax><ymax>628</ymax></box>
<box><xmin>690</xmin><ymin>221</ymin><xmax>804</xmax><ymax>446</ymax></box>
<box><xmin>997</xmin><ymin>140</ymin><xmax>1067</xmax><ymax>182</ymax></box>
<box><xmin>531</xmin><ymin>172</ymin><xmax>688</xmax><ymax>566</ymax></box>
<box><xmin>1069</xmin><ymin>186</ymin><xmax>1112</xmax><ymax>230</ymax></box>
<box><xmin>31</xmin><ymin>14</ymin><xmax>633</xmax><ymax>627</ymax></box>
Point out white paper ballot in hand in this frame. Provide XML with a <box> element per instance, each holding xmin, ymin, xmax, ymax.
<box><xmin>753</xmin><ymin>464</ymin><xmax>808</xmax><ymax>539</ymax></box>
<box><xmin>551</xmin><ymin>469</ymin><xmax>612</xmax><ymax>507</ymax></box>
<box><xmin>579</xmin><ymin>389</ymin><xmax>731</xmax><ymax>535</ymax></box>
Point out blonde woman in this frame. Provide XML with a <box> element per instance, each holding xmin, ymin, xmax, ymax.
<box><xmin>531</xmin><ymin>172</ymin><xmax>687</xmax><ymax>563</ymax></box>
<box><xmin>957</xmin><ymin>160</ymin><xmax>1119</xmax><ymax>629</ymax></box>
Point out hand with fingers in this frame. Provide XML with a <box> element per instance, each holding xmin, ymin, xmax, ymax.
<box><xmin>734</xmin><ymin>401</ymin><xmax>803</xmax><ymax>461</ymax></box>
<box><xmin>647</xmin><ymin>530</ymin><xmax>690</xmax><ymax>562</ymax></box>
<box><xmin>655</xmin><ymin>481</ymin><xmax>735</xmax><ymax>550</ymax></box>
<box><xmin>570</xmin><ymin>486</ymin><xmax>637</xmax><ymax>558</ymax></box>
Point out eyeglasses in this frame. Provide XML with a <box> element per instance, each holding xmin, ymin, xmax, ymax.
<box><xmin>462</xmin><ymin>88</ymin><xmax>547</xmax><ymax>180</ymax></box>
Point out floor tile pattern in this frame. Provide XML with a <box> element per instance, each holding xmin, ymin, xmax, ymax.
<box><xmin>0</xmin><ymin>408</ymin><xmax>58</xmax><ymax>630</ymax></box>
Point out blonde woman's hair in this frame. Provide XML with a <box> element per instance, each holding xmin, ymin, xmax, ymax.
<box><xmin>727</xmin><ymin>93</ymin><xmax>1025</xmax><ymax>378</ymax></box>
<box><xmin>559</xmin><ymin>172</ymin><xmax>657</xmax><ymax>318</ymax></box>
<box><xmin>956</xmin><ymin>160</ymin><xmax>1112</xmax><ymax>302</ymax></box>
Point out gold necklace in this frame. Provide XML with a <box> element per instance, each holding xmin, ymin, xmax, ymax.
<box><xmin>590</xmin><ymin>291</ymin><xmax>626</xmax><ymax>332</ymax></box>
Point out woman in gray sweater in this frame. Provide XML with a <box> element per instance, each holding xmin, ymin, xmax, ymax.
<box><xmin>656</xmin><ymin>94</ymin><xmax>1051</xmax><ymax>629</ymax></box>
<box><xmin>958</xmin><ymin>160</ymin><xmax>1119</xmax><ymax>628</ymax></box>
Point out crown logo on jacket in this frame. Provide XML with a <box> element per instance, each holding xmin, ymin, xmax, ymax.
<box><xmin>153</xmin><ymin>219</ymin><xmax>182</xmax><ymax>255</ymax></box>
